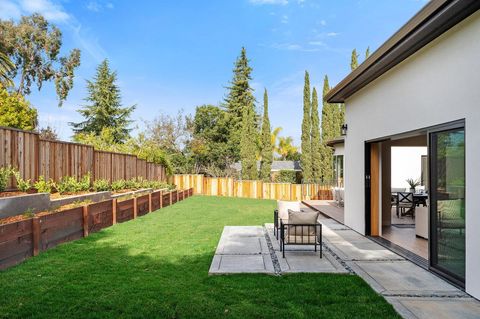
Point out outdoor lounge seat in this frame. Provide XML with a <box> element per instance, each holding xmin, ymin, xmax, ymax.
<box><xmin>280</xmin><ymin>210</ymin><xmax>322</xmax><ymax>258</ymax></box>
<box><xmin>273</xmin><ymin>200</ymin><xmax>302</xmax><ymax>239</ymax></box>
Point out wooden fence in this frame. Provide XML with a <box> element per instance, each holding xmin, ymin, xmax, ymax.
<box><xmin>0</xmin><ymin>127</ymin><xmax>167</xmax><ymax>189</ymax></box>
<box><xmin>172</xmin><ymin>174</ymin><xmax>333</xmax><ymax>201</ymax></box>
<box><xmin>0</xmin><ymin>188</ymin><xmax>193</xmax><ymax>270</ymax></box>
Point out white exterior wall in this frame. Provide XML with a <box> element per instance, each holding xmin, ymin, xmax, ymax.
<box><xmin>343</xmin><ymin>11</ymin><xmax>480</xmax><ymax>298</ymax></box>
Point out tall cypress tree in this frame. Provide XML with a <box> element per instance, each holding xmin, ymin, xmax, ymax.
<box><xmin>300</xmin><ymin>71</ymin><xmax>312</xmax><ymax>183</ymax></box>
<box><xmin>310</xmin><ymin>87</ymin><xmax>322</xmax><ymax>183</ymax></box>
<box><xmin>351</xmin><ymin>48</ymin><xmax>359</xmax><ymax>70</ymax></box>
<box><xmin>320</xmin><ymin>75</ymin><xmax>334</xmax><ymax>182</ymax></box>
<box><xmin>240</xmin><ymin>97</ymin><xmax>258</xmax><ymax>180</ymax></box>
<box><xmin>224</xmin><ymin>47</ymin><xmax>256</xmax><ymax>162</ymax></box>
<box><xmin>70</xmin><ymin>59</ymin><xmax>135</xmax><ymax>143</ymax></box>
<box><xmin>259</xmin><ymin>89</ymin><xmax>272</xmax><ymax>181</ymax></box>
<box><xmin>365</xmin><ymin>46</ymin><xmax>370</xmax><ymax>60</ymax></box>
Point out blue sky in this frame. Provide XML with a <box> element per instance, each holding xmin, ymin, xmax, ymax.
<box><xmin>1</xmin><ymin>0</ymin><xmax>426</xmax><ymax>143</ymax></box>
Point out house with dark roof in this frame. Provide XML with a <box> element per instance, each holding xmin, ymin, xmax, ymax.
<box><xmin>325</xmin><ymin>0</ymin><xmax>480</xmax><ymax>297</ymax></box>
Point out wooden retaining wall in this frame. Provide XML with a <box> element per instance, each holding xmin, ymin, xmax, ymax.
<box><xmin>0</xmin><ymin>188</ymin><xmax>193</xmax><ymax>270</ymax></box>
<box><xmin>0</xmin><ymin>126</ymin><xmax>167</xmax><ymax>189</ymax></box>
<box><xmin>172</xmin><ymin>175</ymin><xmax>333</xmax><ymax>201</ymax></box>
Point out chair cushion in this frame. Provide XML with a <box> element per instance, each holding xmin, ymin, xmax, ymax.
<box><xmin>288</xmin><ymin>210</ymin><xmax>319</xmax><ymax>236</ymax></box>
<box><xmin>277</xmin><ymin>200</ymin><xmax>301</xmax><ymax>220</ymax></box>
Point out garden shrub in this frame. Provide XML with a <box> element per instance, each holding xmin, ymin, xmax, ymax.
<box><xmin>93</xmin><ymin>179</ymin><xmax>110</xmax><ymax>192</ymax></box>
<box><xmin>273</xmin><ymin>170</ymin><xmax>297</xmax><ymax>183</ymax></box>
<box><xmin>56</xmin><ymin>176</ymin><xmax>80</xmax><ymax>194</ymax></box>
<box><xmin>12</xmin><ymin>169</ymin><xmax>32</xmax><ymax>192</ymax></box>
<box><xmin>34</xmin><ymin>176</ymin><xmax>55</xmax><ymax>193</ymax></box>
<box><xmin>0</xmin><ymin>166</ymin><xmax>12</xmax><ymax>192</ymax></box>
<box><xmin>78</xmin><ymin>173</ymin><xmax>91</xmax><ymax>192</ymax></box>
<box><xmin>111</xmin><ymin>179</ymin><xmax>126</xmax><ymax>191</ymax></box>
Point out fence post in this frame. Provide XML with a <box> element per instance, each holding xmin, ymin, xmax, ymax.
<box><xmin>160</xmin><ymin>190</ymin><xmax>163</xmax><ymax>208</ymax></box>
<box><xmin>32</xmin><ymin>216</ymin><xmax>40</xmax><ymax>256</ymax></box>
<box><xmin>148</xmin><ymin>193</ymin><xmax>152</xmax><ymax>212</ymax></box>
<box><xmin>133</xmin><ymin>196</ymin><xmax>138</xmax><ymax>219</ymax></box>
<box><xmin>83</xmin><ymin>205</ymin><xmax>89</xmax><ymax>237</ymax></box>
<box><xmin>112</xmin><ymin>198</ymin><xmax>117</xmax><ymax>224</ymax></box>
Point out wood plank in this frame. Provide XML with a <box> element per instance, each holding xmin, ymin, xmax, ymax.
<box><xmin>370</xmin><ymin>143</ymin><xmax>380</xmax><ymax>236</ymax></box>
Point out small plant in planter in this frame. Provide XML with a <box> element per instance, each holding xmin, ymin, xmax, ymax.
<box><xmin>12</xmin><ymin>169</ymin><xmax>32</xmax><ymax>192</ymax></box>
<box><xmin>111</xmin><ymin>179</ymin><xmax>127</xmax><ymax>192</ymax></box>
<box><xmin>77</xmin><ymin>173</ymin><xmax>91</xmax><ymax>192</ymax></box>
<box><xmin>56</xmin><ymin>176</ymin><xmax>80</xmax><ymax>194</ymax></box>
<box><xmin>34</xmin><ymin>176</ymin><xmax>55</xmax><ymax>193</ymax></box>
<box><xmin>93</xmin><ymin>179</ymin><xmax>110</xmax><ymax>192</ymax></box>
<box><xmin>0</xmin><ymin>166</ymin><xmax>12</xmax><ymax>192</ymax></box>
<box><xmin>406</xmin><ymin>178</ymin><xmax>421</xmax><ymax>192</ymax></box>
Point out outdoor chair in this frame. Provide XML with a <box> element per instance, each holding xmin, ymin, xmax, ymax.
<box><xmin>274</xmin><ymin>200</ymin><xmax>302</xmax><ymax>239</ymax></box>
<box><xmin>280</xmin><ymin>210</ymin><xmax>322</xmax><ymax>258</ymax></box>
<box><xmin>396</xmin><ymin>192</ymin><xmax>416</xmax><ymax>218</ymax></box>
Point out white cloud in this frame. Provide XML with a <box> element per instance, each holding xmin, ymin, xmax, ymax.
<box><xmin>280</xmin><ymin>14</ymin><xmax>288</xmax><ymax>24</ymax></box>
<box><xmin>270</xmin><ymin>43</ymin><xmax>320</xmax><ymax>52</ymax></box>
<box><xmin>326</xmin><ymin>32</ymin><xmax>339</xmax><ymax>37</ymax></box>
<box><xmin>0</xmin><ymin>1</ymin><xmax>22</xmax><ymax>20</ymax></box>
<box><xmin>19</xmin><ymin>0</ymin><xmax>70</xmax><ymax>22</ymax></box>
<box><xmin>319</xmin><ymin>19</ymin><xmax>326</xmax><ymax>26</ymax></box>
<box><xmin>308</xmin><ymin>40</ymin><xmax>325</xmax><ymax>46</ymax></box>
<box><xmin>249</xmin><ymin>0</ymin><xmax>288</xmax><ymax>5</ymax></box>
<box><xmin>86</xmin><ymin>1</ymin><xmax>101</xmax><ymax>12</ymax></box>
<box><xmin>86</xmin><ymin>1</ymin><xmax>114</xmax><ymax>12</ymax></box>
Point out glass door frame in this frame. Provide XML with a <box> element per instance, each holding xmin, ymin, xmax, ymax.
<box><xmin>428</xmin><ymin>119</ymin><xmax>466</xmax><ymax>288</ymax></box>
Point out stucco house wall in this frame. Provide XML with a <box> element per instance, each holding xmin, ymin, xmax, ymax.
<box><xmin>343</xmin><ymin>11</ymin><xmax>480</xmax><ymax>298</ymax></box>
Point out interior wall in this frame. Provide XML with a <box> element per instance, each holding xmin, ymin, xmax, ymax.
<box><xmin>391</xmin><ymin>147</ymin><xmax>428</xmax><ymax>189</ymax></box>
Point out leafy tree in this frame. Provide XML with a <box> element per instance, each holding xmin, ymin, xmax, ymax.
<box><xmin>38</xmin><ymin>126</ymin><xmax>58</xmax><ymax>140</ymax></box>
<box><xmin>70</xmin><ymin>59</ymin><xmax>135</xmax><ymax>143</ymax></box>
<box><xmin>0</xmin><ymin>87</ymin><xmax>37</xmax><ymax>130</ymax></box>
<box><xmin>240</xmin><ymin>94</ymin><xmax>258</xmax><ymax>180</ymax></box>
<box><xmin>145</xmin><ymin>110</ymin><xmax>192</xmax><ymax>154</ymax></box>
<box><xmin>277</xmin><ymin>136</ymin><xmax>299</xmax><ymax>161</ymax></box>
<box><xmin>0</xmin><ymin>52</ymin><xmax>14</xmax><ymax>87</ymax></box>
<box><xmin>224</xmin><ymin>47</ymin><xmax>256</xmax><ymax>161</ymax></box>
<box><xmin>300</xmin><ymin>71</ymin><xmax>312</xmax><ymax>182</ymax></box>
<box><xmin>191</xmin><ymin>105</ymin><xmax>231</xmax><ymax>173</ymax></box>
<box><xmin>0</xmin><ymin>14</ymin><xmax>81</xmax><ymax>106</ymax></box>
<box><xmin>310</xmin><ymin>87</ymin><xmax>322</xmax><ymax>182</ymax></box>
<box><xmin>259</xmin><ymin>89</ymin><xmax>272</xmax><ymax>181</ymax></box>
<box><xmin>351</xmin><ymin>48</ymin><xmax>359</xmax><ymax>70</ymax></box>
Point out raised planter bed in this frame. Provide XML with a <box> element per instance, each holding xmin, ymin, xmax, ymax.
<box><xmin>50</xmin><ymin>191</ymin><xmax>111</xmax><ymax>210</ymax></box>
<box><xmin>0</xmin><ymin>193</ymin><xmax>50</xmax><ymax>219</ymax></box>
<box><xmin>0</xmin><ymin>188</ymin><xmax>193</xmax><ymax>270</ymax></box>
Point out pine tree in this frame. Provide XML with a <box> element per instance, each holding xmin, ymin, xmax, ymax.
<box><xmin>70</xmin><ymin>59</ymin><xmax>135</xmax><ymax>143</ymax></box>
<box><xmin>310</xmin><ymin>87</ymin><xmax>322</xmax><ymax>183</ymax></box>
<box><xmin>365</xmin><ymin>46</ymin><xmax>370</xmax><ymax>60</ymax></box>
<box><xmin>240</xmin><ymin>96</ymin><xmax>258</xmax><ymax>180</ymax></box>
<box><xmin>259</xmin><ymin>89</ymin><xmax>272</xmax><ymax>181</ymax></box>
<box><xmin>224</xmin><ymin>47</ymin><xmax>256</xmax><ymax>162</ymax></box>
<box><xmin>300</xmin><ymin>71</ymin><xmax>312</xmax><ymax>183</ymax></box>
<box><xmin>351</xmin><ymin>48</ymin><xmax>359</xmax><ymax>70</ymax></box>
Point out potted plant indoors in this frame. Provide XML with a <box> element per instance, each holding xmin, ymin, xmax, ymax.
<box><xmin>406</xmin><ymin>178</ymin><xmax>421</xmax><ymax>193</ymax></box>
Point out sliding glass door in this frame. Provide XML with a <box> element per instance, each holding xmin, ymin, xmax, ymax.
<box><xmin>430</xmin><ymin>125</ymin><xmax>465</xmax><ymax>286</ymax></box>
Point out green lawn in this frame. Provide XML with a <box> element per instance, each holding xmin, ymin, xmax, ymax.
<box><xmin>0</xmin><ymin>196</ymin><xmax>399</xmax><ymax>318</ymax></box>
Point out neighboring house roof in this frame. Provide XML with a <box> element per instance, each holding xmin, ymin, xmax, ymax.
<box><xmin>231</xmin><ymin>160</ymin><xmax>302</xmax><ymax>172</ymax></box>
<box><xmin>327</xmin><ymin>136</ymin><xmax>345</xmax><ymax>147</ymax></box>
<box><xmin>325</xmin><ymin>0</ymin><xmax>480</xmax><ymax>103</ymax></box>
